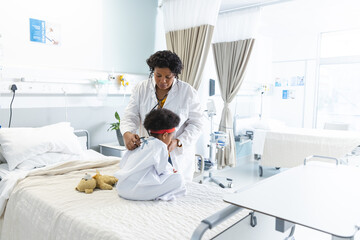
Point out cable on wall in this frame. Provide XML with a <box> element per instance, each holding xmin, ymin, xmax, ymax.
<box><xmin>8</xmin><ymin>84</ymin><xmax>17</xmax><ymax>128</ymax></box>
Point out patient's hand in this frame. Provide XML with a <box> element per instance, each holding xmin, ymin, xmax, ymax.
<box><xmin>123</xmin><ymin>132</ymin><xmax>141</xmax><ymax>150</ymax></box>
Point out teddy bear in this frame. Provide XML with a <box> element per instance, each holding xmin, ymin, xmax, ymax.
<box><xmin>92</xmin><ymin>170</ymin><xmax>118</xmax><ymax>190</ymax></box>
<box><xmin>75</xmin><ymin>173</ymin><xmax>97</xmax><ymax>194</ymax></box>
<box><xmin>75</xmin><ymin>171</ymin><xmax>118</xmax><ymax>194</ymax></box>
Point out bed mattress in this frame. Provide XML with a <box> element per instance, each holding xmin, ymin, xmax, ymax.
<box><xmin>260</xmin><ymin>128</ymin><xmax>360</xmax><ymax>168</ymax></box>
<box><xmin>0</xmin><ymin>158</ymin><xmax>248</xmax><ymax>240</ymax></box>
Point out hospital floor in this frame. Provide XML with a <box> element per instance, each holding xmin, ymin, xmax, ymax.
<box><xmin>193</xmin><ymin>155</ymin><xmax>360</xmax><ymax>240</ymax></box>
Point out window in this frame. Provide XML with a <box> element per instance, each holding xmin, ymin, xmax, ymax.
<box><xmin>317</xmin><ymin>29</ymin><xmax>360</xmax><ymax>130</ymax></box>
<box><xmin>317</xmin><ymin>63</ymin><xmax>360</xmax><ymax>130</ymax></box>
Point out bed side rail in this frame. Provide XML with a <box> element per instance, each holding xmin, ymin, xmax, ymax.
<box><xmin>304</xmin><ymin>155</ymin><xmax>339</xmax><ymax>166</ymax></box>
<box><xmin>191</xmin><ymin>205</ymin><xmax>243</xmax><ymax>240</ymax></box>
<box><xmin>74</xmin><ymin>129</ymin><xmax>90</xmax><ymax>149</ymax></box>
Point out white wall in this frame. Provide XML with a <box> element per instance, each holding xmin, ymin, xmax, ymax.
<box><xmin>196</xmin><ymin>0</ymin><xmax>360</xmax><ymax>134</ymax></box>
<box><xmin>0</xmin><ymin>0</ymin><xmax>157</xmax><ymax>74</ymax></box>
<box><xmin>242</xmin><ymin>0</ymin><xmax>360</xmax><ymax>128</ymax></box>
<box><xmin>0</xmin><ymin>0</ymin><xmax>157</xmax><ymax>106</ymax></box>
<box><xmin>0</xmin><ymin>0</ymin><xmax>103</xmax><ymax>70</ymax></box>
<box><xmin>0</xmin><ymin>0</ymin><xmax>157</xmax><ymax>96</ymax></box>
<box><xmin>0</xmin><ymin>0</ymin><xmax>158</xmax><ymax>148</ymax></box>
<box><xmin>102</xmin><ymin>0</ymin><xmax>158</xmax><ymax>74</ymax></box>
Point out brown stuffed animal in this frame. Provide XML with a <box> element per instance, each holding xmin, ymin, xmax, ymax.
<box><xmin>75</xmin><ymin>173</ymin><xmax>97</xmax><ymax>194</ymax></box>
<box><xmin>92</xmin><ymin>170</ymin><xmax>118</xmax><ymax>190</ymax></box>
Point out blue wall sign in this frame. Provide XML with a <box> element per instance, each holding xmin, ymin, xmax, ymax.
<box><xmin>282</xmin><ymin>90</ymin><xmax>288</xmax><ymax>99</ymax></box>
<box><xmin>29</xmin><ymin>18</ymin><xmax>45</xmax><ymax>43</ymax></box>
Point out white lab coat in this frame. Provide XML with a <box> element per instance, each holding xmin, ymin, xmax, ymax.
<box><xmin>120</xmin><ymin>78</ymin><xmax>203</xmax><ymax>181</ymax></box>
<box><xmin>114</xmin><ymin>137</ymin><xmax>186</xmax><ymax>201</ymax></box>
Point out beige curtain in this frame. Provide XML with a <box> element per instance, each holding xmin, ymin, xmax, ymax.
<box><xmin>166</xmin><ymin>24</ymin><xmax>214</xmax><ymax>90</ymax></box>
<box><xmin>213</xmin><ymin>39</ymin><xmax>255</xmax><ymax>168</ymax></box>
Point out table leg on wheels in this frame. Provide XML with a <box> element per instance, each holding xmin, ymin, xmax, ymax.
<box><xmin>332</xmin><ymin>236</ymin><xmax>354</xmax><ymax>240</ymax></box>
<box><xmin>212</xmin><ymin>212</ymin><xmax>304</xmax><ymax>240</ymax></box>
<box><xmin>276</xmin><ymin>218</ymin><xmax>296</xmax><ymax>240</ymax></box>
<box><xmin>284</xmin><ymin>225</ymin><xmax>296</xmax><ymax>240</ymax></box>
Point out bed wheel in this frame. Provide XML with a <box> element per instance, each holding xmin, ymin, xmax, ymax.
<box><xmin>259</xmin><ymin>166</ymin><xmax>263</xmax><ymax>177</ymax></box>
<box><xmin>250</xmin><ymin>212</ymin><xmax>257</xmax><ymax>227</ymax></box>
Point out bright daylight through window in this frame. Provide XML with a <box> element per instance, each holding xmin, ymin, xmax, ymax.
<box><xmin>317</xmin><ymin>29</ymin><xmax>360</xmax><ymax>130</ymax></box>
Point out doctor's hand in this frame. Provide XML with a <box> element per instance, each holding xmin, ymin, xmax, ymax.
<box><xmin>123</xmin><ymin>132</ymin><xmax>141</xmax><ymax>150</ymax></box>
<box><xmin>168</xmin><ymin>139</ymin><xmax>178</xmax><ymax>153</ymax></box>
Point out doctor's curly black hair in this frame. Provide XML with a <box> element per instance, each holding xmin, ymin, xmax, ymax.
<box><xmin>146</xmin><ymin>50</ymin><xmax>183</xmax><ymax>79</ymax></box>
<box><xmin>144</xmin><ymin>108</ymin><xmax>180</xmax><ymax>135</ymax></box>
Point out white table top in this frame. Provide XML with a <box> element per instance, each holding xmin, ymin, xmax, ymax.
<box><xmin>223</xmin><ymin>162</ymin><xmax>360</xmax><ymax>238</ymax></box>
<box><xmin>99</xmin><ymin>142</ymin><xmax>127</xmax><ymax>150</ymax></box>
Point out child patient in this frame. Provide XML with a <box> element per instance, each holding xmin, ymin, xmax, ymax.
<box><xmin>114</xmin><ymin>108</ymin><xmax>186</xmax><ymax>201</ymax></box>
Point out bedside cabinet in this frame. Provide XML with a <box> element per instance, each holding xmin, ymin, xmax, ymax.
<box><xmin>99</xmin><ymin>142</ymin><xmax>127</xmax><ymax>157</ymax></box>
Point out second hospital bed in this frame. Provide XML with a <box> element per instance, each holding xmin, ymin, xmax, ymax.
<box><xmin>254</xmin><ymin>127</ymin><xmax>360</xmax><ymax>176</ymax></box>
<box><xmin>234</xmin><ymin>117</ymin><xmax>360</xmax><ymax>176</ymax></box>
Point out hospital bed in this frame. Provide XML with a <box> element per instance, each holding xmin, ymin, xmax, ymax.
<box><xmin>0</xmin><ymin>123</ymin><xmax>248</xmax><ymax>240</ymax></box>
<box><xmin>255</xmin><ymin>128</ymin><xmax>360</xmax><ymax>176</ymax></box>
<box><xmin>234</xmin><ymin>117</ymin><xmax>360</xmax><ymax>176</ymax></box>
<box><xmin>193</xmin><ymin>156</ymin><xmax>360</xmax><ymax>240</ymax></box>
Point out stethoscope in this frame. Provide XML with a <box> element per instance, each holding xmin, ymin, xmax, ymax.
<box><xmin>150</xmin><ymin>93</ymin><xmax>168</xmax><ymax>111</ymax></box>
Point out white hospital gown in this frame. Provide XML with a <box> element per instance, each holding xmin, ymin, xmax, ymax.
<box><xmin>114</xmin><ymin>137</ymin><xmax>186</xmax><ymax>201</ymax></box>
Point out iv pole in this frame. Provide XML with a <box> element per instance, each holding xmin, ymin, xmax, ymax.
<box><xmin>259</xmin><ymin>90</ymin><xmax>264</xmax><ymax>120</ymax></box>
<box><xmin>199</xmin><ymin>99</ymin><xmax>231</xmax><ymax>188</ymax></box>
<box><xmin>259</xmin><ymin>84</ymin><xmax>267</xmax><ymax>120</ymax></box>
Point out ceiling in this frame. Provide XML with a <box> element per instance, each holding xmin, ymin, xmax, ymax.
<box><xmin>157</xmin><ymin>0</ymin><xmax>292</xmax><ymax>12</ymax></box>
<box><xmin>219</xmin><ymin>0</ymin><xmax>287</xmax><ymax>12</ymax></box>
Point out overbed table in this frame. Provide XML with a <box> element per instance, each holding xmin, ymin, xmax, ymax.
<box><xmin>223</xmin><ymin>161</ymin><xmax>360</xmax><ymax>239</ymax></box>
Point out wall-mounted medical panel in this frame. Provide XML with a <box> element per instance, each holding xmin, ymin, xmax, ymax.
<box><xmin>0</xmin><ymin>65</ymin><xmax>145</xmax><ymax>95</ymax></box>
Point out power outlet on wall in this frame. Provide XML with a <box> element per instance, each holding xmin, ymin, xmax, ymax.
<box><xmin>10</xmin><ymin>84</ymin><xmax>17</xmax><ymax>92</ymax></box>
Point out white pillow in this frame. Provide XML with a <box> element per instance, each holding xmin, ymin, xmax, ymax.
<box><xmin>252</xmin><ymin>118</ymin><xmax>286</xmax><ymax>130</ymax></box>
<box><xmin>0</xmin><ymin>122</ymin><xmax>83</xmax><ymax>171</ymax></box>
<box><xmin>17</xmin><ymin>152</ymin><xmax>83</xmax><ymax>170</ymax></box>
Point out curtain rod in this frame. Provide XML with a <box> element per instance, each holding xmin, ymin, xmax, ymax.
<box><xmin>219</xmin><ymin>0</ymin><xmax>294</xmax><ymax>14</ymax></box>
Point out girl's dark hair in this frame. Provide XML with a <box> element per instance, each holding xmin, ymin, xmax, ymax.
<box><xmin>144</xmin><ymin>108</ymin><xmax>180</xmax><ymax>134</ymax></box>
<box><xmin>146</xmin><ymin>50</ymin><xmax>183</xmax><ymax>79</ymax></box>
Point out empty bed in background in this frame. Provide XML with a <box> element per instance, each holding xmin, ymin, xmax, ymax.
<box><xmin>257</xmin><ymin>128</ymin><xmax>360</xmax><ymax>176</ymax></box>
<box><xmin>233</xmin><ymin>117</ymin><xmax>360</xmax><ymax>176</ymax></box>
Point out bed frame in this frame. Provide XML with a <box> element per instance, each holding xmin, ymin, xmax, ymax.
<box><xmin>254</xmin><ymin>128</ymin><xmax>360</xmax><ymax>176</ymax></box>
<box><xmin>74</xmin><ymin>129</ymin><xmax>90</xmax><ymax>149</ymax></box>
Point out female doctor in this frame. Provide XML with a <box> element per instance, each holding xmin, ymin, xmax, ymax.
<box><xmin>120</xmin><ymin>50</ymin><xmax>203</xmax><ymax>181</ymax></box>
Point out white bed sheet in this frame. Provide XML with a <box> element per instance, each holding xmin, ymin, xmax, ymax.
<box><xmin>0</xmin><ymin>149</ymin><xmax>104</xmax><ymax>216</ymax></box>
<box><xmin>0</xmin><ymin>157</ymin><xmax>248</xmax><ymax>240</ymax></box>
<box><xmin>252</xmin><ymin>129</ymin><xmax>267</xmax><ymax>155</ymax></box>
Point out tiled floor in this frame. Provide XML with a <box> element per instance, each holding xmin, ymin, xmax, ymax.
<box><xmin>193</xmin><ymin>155</ymin><xmax>281</xmax><ymax>192</ymax></box>
<box><xmin>193</xmin><ymin>154</ymin><xmax>360</xmax><ymax>240</ymax></box>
